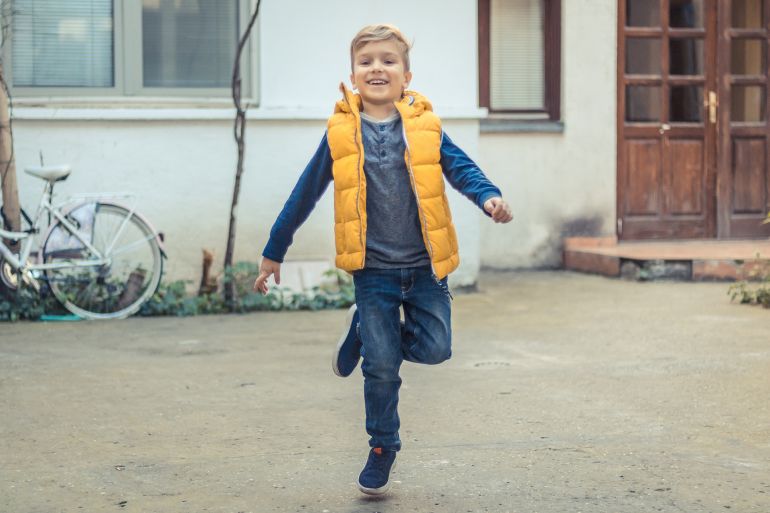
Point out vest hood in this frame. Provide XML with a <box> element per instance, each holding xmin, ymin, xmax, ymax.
<box><xmin>334</xmin><ymin>83</ymin><xmax>434</xmax><ymax>118</ymax></box>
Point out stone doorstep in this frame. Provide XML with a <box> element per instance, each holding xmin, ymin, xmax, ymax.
<box><xmin>563</xmin><ymin>236</ymin><xmax>618</xmax><ymax>250</ymax></box>
<box><xmin>563</xmin><ymin>249</ymin><xmax>621</xmax><ymax>278</ymax></box>
<box><xmin>691</xmin><ymin>259</ymin><xmax>770</xmax><ymax>281</ymax></box>
<box><xmin>564</xmin><ymin>249</ymin><xmax>770</xmax><ymax>281</ymax></box>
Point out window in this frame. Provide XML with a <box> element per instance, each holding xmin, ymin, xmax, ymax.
<box><xmin>9</xmin><ymin>0</ymin><xmax>252</xmax><ymax>98</ymax></box>
<box><xmin>478</xmin><ymin>0</ymin><xmax>561</xmax><ymax>120</ymax></box>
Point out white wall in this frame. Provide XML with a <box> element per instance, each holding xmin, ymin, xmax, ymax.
<box><xmin>12</xmin><ymin>0</ymin><xmax>486</xmax><ymax>287</ymax></box>
<box><xmin>258</xmin><ymin>0</ymin><xmax>479</xmax><ymax>114</ymax></box>
<box><xmin>478</xmin><ymin>0</ymin><xmax>618</xmax><ymax>269</ymax></box>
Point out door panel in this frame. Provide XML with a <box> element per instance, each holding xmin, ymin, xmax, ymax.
<box><xmin>716</xmin><ymin>0</ymin><xmax>770</xmax><ymax>237</ymax></box>
<box><xmin>626</xmin><ymin>140</ymin><xmax>661</xmax><ymax>215</ymax></box>
<box><xmin>618</xmin><ymin>0</ymin><xmax>716</xmax><ymax>239</ymax></box>
<box><xmin>668</xmin><ymin>139</ymin><xmax>704</xmax><ymax>214</ymax></box>
<box><xmin>732</xmin><ymin>138</ymin><xmax>766</xmax><ymax>212</ymax></box>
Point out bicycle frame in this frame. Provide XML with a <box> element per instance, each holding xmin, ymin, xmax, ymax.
<box><xmin>0</xmin><ymin>181</ymin><xmax>129</xmax><ymax>275</ymax></box>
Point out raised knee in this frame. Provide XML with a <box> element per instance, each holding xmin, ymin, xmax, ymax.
<box><xmin>430</xmin><ymin>348</ymin><xmax>452</xmax><ymax>364</ymax></box>
<box><xmin>422</xmin><ymin>338</ymin><xmax>452</xmax><ymax>364</ymax></box>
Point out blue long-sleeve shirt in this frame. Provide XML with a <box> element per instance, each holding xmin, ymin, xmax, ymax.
<box><xmin>262</xmin><ymin>131</ymin><xmax>503</xmax><ymax>263</ymax></box>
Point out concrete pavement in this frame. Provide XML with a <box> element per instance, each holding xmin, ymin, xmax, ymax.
<box><xmin>1</xmin><ymin>271</ymin><xmax>769</xmax><ymax>513</ymax></box>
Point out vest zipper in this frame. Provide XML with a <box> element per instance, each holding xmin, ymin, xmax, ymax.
<box><xmin>399</xmin><ymin>120</ymin><xmax>451</xmax><ymax>300</ymax></box>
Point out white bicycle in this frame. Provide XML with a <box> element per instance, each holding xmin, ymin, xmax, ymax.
<box><xmin>0</xmin><ymin>164</ymin><xmax>166</xmax><ymax>320</ymax></box>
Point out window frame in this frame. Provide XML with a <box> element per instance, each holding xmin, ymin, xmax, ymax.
<box><xmin>6</xmin><ymin>0</ymin><xmax>255</xmax><ymax>100</ymax></box>
<box><xmin>478</xmin><ymin>0</ymin><xmax>561</xmax><ymax>120</ymax></box>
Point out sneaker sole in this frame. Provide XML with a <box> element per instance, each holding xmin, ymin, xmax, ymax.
<box><xmin>357</xmin><ymin>460</ymin><xmax>397</xmax><ymax>495</ymax></box>
<box><xmin>332</xmin><ymin>304</ymin><xmax>358</xmax><ymax>378</ymax></box>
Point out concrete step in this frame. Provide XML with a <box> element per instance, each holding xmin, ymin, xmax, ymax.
<box><xmin>563</xmin><ymin>237</ymin><xmax>770</xmax><ymax>281</ymax></box>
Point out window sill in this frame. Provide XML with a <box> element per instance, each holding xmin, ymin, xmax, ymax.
<box><xmin>480</xmin><ymin>118</ymin><xmax>564</xmax><ymax>134</ymax></box>
<box><xmin>13</xmin><ymin>100</ymin><xmax>488</xmax><ymax>122</ymax></box>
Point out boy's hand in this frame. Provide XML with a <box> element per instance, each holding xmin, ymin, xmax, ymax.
<box><xmin>253</xmin><ymin>257</ymin><xmax>281</xmax><ymax>295</ymax></box>
<box><xmin>483</xmin><ymin>197</ymin><xmax>513</xmax><ymax>223</ymax></box>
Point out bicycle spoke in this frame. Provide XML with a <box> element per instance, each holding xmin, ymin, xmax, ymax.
<box><xmin>109</xmin><ymin>234</ymin><xmax>157</xmax><ymax>257</ymax></box>
<box><xmin>75</xmin><ymin>279</ymin><xmax>97</xmax><ymax>312</ymax></box>
<box><xmin>104</xmin><ymin>211</ymin><xmax>134</xmax><ymax>256</ymax></box>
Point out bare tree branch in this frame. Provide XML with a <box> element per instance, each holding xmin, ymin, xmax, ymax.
<box><xmin>224</xmin><ymin>0</ymin><xmax>261</xmax><ymax>308</ymax></box>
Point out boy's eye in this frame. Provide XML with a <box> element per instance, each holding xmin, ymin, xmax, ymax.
<box><xmin>385</xmin><ymin>60</ymin><xmax>394</xmax><ymax>64</ymax></box>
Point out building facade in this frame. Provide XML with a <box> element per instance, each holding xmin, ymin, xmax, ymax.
<box><xmin>7</xmin><ymin>0</ymin><xmax>769</xmax><ymax>288</ymax></box>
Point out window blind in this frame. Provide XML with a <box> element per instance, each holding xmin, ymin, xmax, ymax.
<box><xmin>12</xmin><ymin>0</ymin><xmax>114</xmax><ymax>87</ymax></box>
<box><xmin>490</xmin><ymin>0</ymin><xmax>545</xmax><ymax>110</ymax></box>
<box><xmin>142</xmin><ymin>0</ymin><xmax>238</xmax><ymax>88</ymax></box>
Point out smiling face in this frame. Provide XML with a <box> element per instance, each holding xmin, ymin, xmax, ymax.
<box><xmin>350</xmin><ymin>39</ymin><xmax>412</xmax><ymax>114</ymax></box>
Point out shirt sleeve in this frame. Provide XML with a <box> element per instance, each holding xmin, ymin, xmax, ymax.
<box><xmin>440</xmin><ymin>131</ymin><xmax>502</xmax><ymax>217</ymax></box>
<box><xmin>261</xmin><ymin>132</ymin><xmax>334</xmax><ymax>262</ymax></box>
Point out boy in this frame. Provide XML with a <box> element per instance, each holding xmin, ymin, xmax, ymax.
<box><xmin>253</xmin><ymin>24</ymin><xmax>512</xmax><ymax>495</ymax></box>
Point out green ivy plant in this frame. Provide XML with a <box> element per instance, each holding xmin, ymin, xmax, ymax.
<box><xmin>0</xmin><ymin>263</ymin><xmax>355</xmax><ymax>321</ymax></box>
<box><xmin>727</xmin><ymin>215</ymin><xmax>770</xmax><ymax>309</ymax></box>
<box><xmin>138</xmin><ymin>264</ymin><xmax>354</xmax><ymax>316</ymax></box>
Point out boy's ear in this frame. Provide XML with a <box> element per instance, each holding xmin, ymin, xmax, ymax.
<box><xmin>349</xmin><ymin>72</ymin><xmax>357</xmax><ymax>90</ymax></box>
<box><xmin>403</xmin><ymin>70</ymin><xmax>413</xmax><ymax>90</ymax></box>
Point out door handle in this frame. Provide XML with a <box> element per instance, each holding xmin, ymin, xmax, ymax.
<box><xmin>707</xmin><ymin>91</ymin><xmax>718</xmax><ymax>123</ymax></box>
<box><xmin>659</xmin><ymin>123</ymin><xmax>671</xmax><ymax>135</ymax></box>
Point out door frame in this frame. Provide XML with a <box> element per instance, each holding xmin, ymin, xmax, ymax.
<box><xmin>618</xmin><ymin>0</ymin><xmax>770</xmax><ymax>241</ymax></box>
<box><xmin>616</xmin><ymin>0</ymin><xmax>719</xmax><ymax>240</ymax></box>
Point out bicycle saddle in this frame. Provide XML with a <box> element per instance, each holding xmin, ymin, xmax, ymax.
<box><xmin>25</xmin><ymin>165</ymin><xmax>72</xmax><ymax>182</ymax></box>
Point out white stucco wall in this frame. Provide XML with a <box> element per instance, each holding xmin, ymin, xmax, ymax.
<box><xmin>11</xmin><ymin>0</ymin><xmax>621</xmax><ymax>283</ymax></box>
<box><xmin>478</xmin><ymin>0</ymin><xmax>618</xmax><ymax>269</ymax></box>
<box><xmin>11</xmin><ymin>0</ymin><xmax>486</xmax><ymax>287</ymax></box>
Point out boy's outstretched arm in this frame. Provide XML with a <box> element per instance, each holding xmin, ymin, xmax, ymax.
<box><xmin>440</xmin><ymin>132</ymin><xmax>512</xmax><ymax>223</ymax></box>
<box><xmin>253</xmin><ymin>133</ymin><xmax>334</xmax><ymax>294</ymax></box>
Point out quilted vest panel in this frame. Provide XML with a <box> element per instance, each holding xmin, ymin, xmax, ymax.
<box><xmin>326</xmin><ymin>84</ymin><xmax>460</xmax><ymax>279</ymax></box>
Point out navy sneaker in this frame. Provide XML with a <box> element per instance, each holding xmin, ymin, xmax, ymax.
<box><xmin>332</xmin><ymin>304</ymin><xmax>361</xmax><ymax>377</ymax></box>
<box><xmin>358</xmin><ymin>447</ymin><xmax>397</xmax><ymax>495</ymax></box>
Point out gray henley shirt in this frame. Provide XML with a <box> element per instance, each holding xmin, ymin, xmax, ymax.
<box><xmin>360</xmin><ymin>111</ymin><xmax>431</xmax><ymax>269</ymax></box>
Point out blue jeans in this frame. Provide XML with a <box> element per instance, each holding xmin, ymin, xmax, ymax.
<box><xmin>353</xmin><ymin>265</ymin><xmax>452</xmax><ymax>452</ymax></box>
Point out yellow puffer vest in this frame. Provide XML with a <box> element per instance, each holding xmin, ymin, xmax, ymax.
<box><xmin>326</xmin><ymin>84</ymin><xmax>460</xmax><ymax>279</ymax></box>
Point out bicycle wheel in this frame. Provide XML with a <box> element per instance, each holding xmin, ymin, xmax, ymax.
<box><xmin>42</xmin><ymin>202</ymin><xmax>163</xmax><ymax>319</ymax></box>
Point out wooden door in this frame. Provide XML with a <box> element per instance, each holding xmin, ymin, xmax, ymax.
<box><xmin>716</xmin><ymin>0</ymin><xmax>770</xmax><ymax>237</ymax></box>
<box><xmin>618</xmin><ymin>0</ymin><xmax>718</xmax><ymax>240</ymax></box>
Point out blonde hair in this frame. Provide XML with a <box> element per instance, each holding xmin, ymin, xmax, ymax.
<box><xmin>350</xmin><ymin>24</ymin><xmax>412</xmax><ymax>71</ymax></box>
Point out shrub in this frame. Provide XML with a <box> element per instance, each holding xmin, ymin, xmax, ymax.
<box><xmin>728</xmin><ymin>260</ymin><xmax>770</xmax><ymax>309</ymax></box>
<box><xmin>1</xmin><ymin>263</ymin><xmax>355</xmax><ymax>321</ymax></box>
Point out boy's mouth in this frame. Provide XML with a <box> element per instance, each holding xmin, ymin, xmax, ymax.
<box><xmin>367</xmin><ymin>79</ymin><xmax>389</xmax><ymax>86</ymax></box>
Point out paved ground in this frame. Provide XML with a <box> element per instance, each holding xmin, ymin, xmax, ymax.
<box><xmin>1</xmin><ymin>271</ymin><xmax>769</xmax><ymax>513</ymax></box>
